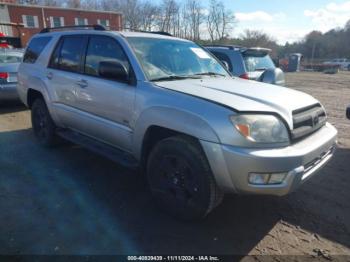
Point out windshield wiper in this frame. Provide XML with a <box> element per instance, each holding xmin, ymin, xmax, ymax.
<box><xmin>150</xmin><ymin>75</ymin><xmax>200</xmax><ymax>82</ymax></box>
<box><xmin>193</xmin><ymin>72</ymin><xmax>226</xmax><ymax>77</ymax></box>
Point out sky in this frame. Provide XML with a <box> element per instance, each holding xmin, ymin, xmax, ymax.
<box><xmin>203</xmin><ymin>0</ymin><xmax>350</xmax><ymax>44</ymax></box>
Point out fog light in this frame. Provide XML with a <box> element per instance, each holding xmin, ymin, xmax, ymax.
<box><xmin>248</xmin><ymin>173</ymin><xmax>270</xmax><ymax>185</ymax></box>
<box><xmin>248</xmin><ymin>172</ymin><xmax>287</xmax><ymax>185</ymax></box>
<box><xmin>268</xmin><ymin>173</ymin><xmax>287</xmax><ymax>184</ymax></box>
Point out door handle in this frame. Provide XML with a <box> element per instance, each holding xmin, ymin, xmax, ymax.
<box><xmin>76</xmin><ymin>79</ymin><xmax>88</xmax><ymax>88</ymax></box>
<box><xmin>47</xmin><ymin>72</ymin><xmax>53</xmax><ymax>80</ymax></box>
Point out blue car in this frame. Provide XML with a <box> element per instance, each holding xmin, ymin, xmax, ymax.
<box><xmin>205</xmin><ymin>45</ymin><xmax>285</xmax><ymax>86</ymax></box>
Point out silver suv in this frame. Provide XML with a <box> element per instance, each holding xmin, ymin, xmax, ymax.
<box><xmin>17</xmin><ymin>26</ymin><xmax>337</xmax><ymax>220</ymax></box>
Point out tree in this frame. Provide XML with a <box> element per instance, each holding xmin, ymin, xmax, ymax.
<box><xmin>184</xmin><ymin>0</ymin><xmax>203</xmax><ymax>40</ymax></box>
<box><xmin>157</xmin><ymin>0</ymin><xmax>180</xmax><ymax>33</ymax></box>
<box><xmin>345</xmin><ymin>20</ymin><xmax>350</xmax><ymax>31</ymax></box>
<box><xmin>207</xmin><ymin>0</ymin><xmax>235</xmax><ymax>42</ymax></box>
<box><xmin>139</xmin><ymin>2</ymin><xmax>160</xmax><ymax>31</ymax></box>
<box><xmin>239</xmin><ymin>29</ymin><xmax>279</xmax><ymax>57</ymax></box>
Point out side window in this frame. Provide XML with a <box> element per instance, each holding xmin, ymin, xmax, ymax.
<box><xmin>48</xmin><ymin>38</ymin><xmax>63</xmax><ymax>69</ymax></box>
<box><xmin>23</xmin><ymin>37</ymin><xmax>51</xmax><ymax>64</ymax></box>
<box><xmin>212</xmin><ymin>51</ymin><xmax>233</xmax><ymax>71</ymax></box>
<box><xmin>50</xmin><ymin>36</ymin><xmax>86</xmax><ymax>73</ymax></box>
<box><xmin>84</xmin><ymin>36</ymin><xmax>130</xmax><ymax>77</ymax></box>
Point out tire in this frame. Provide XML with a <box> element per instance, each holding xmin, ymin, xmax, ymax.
<box><xmin>147</xmin><ymin>135</ymin><xmax>223</xmax><ymax>220</ymax></box>
<box><xmin>31</xmin><ymin>98</ymin><xmax>59</xmax><ymax>147</ymax></box>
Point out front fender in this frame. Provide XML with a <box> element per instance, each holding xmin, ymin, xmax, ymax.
<box><xmin>132</xmin><ymin>106</ymin><xmax>220</xmax><ymax>160</ymax></box>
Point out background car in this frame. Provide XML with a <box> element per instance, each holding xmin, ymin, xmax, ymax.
<box><xmin>323</xmin><ymin>58</ymin><xmax>350</xmax><ymax>71</ymax></box>
<box><xmin>347</xmin><ymin>106</ymin><xmax>350</xmax><ymax>120</ymax></box>
<box><xmin>0</xmin><ymin>48</ymin><xmax>23</xmax><ymax>100</ymax></box>
<box><xmin>205</xmin><ymin>45</ymin><xmax>285</xmax><ymax>86</ymax></box>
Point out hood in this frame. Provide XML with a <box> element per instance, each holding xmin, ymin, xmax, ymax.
<box><xmin>155</xmin><ymin>77</ymin><xmax>319</xmax><ymax>129</ymax></box>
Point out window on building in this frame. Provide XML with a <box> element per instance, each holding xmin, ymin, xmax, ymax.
<box><xmin>22</xmin><ymin>15</ymin><xmax>39</xmax><ymax>28</ymax></box>
<box><xmin>75</xmin><ymin>18</ymin><xmax>88</xmax><ymax>26</ymax></box>
<box><xmin>84</xmin><ymin>36</ymin><xmax>129</xmax><ymax>77</ymax></box>
<box><xmin>23</xmin><ymin>37</ymin><xmax>52</xmax><ymax>64</ymax></box>
<box><xmin>97</xmin><ymin>19</ymin><xmax>110</xmax><ymax>28</ymax></box>
<box><xmin>50</xmin><ymin>17</ymin><xmax>64</xmax><ymax>28</ymax></box>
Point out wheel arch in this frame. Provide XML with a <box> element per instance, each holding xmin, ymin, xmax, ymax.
<box><xmin>133</xmin><ymin>106</ymin><xmax>220</xmax><ymax>162</ymax></box>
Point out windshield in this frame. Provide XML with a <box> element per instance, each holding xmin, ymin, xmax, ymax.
<box><xmin>0</xmin><ymin>52</ymin><xmax>23</xmax><ymax>63</ymax></box>
<box><xmin>127</xmin><ymin>37</ymin><xmax>229</xmax><ymax>81</ymax></box>
<box><xmin>243</xmin><ymin>54</ymin><xmax>275</xmax><ymax>72</ymax></box>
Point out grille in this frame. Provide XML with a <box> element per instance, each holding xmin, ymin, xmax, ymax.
<box><xmin>291</xmin><ymin>104</ymin><xmax>326</xmax><ymax>140</ymax></box>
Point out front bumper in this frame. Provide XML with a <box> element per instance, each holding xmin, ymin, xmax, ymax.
<box><xmin>0</xmin><ymin>83</ymin><xmax>19</xmax><ymax>100</ymax></box>
<box><xmin>201</xmin><ymin>122</ymin><xmax>337</xmax><ymax>196</ymax></box>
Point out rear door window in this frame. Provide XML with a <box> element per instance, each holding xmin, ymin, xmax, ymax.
<box><xmin>49</xmin><ymin>35</ymin><xmax>87</xmax><ymax>73</ymax></box>
<box><xmin>23</xmin><ymin>37</ymin><xmax>51</xmax><ymax>64</ymax></box>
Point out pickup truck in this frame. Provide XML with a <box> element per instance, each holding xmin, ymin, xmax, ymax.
<box><xmin>17</xmin><ymin>26</ymin><xmax>337</xmax><ymax>220</ymax></box>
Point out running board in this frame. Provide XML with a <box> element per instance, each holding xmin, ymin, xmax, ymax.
<box><xmin>57</xmin><ymin>130</ymin><xmax>139</xmax><ymax>169</ymax></box>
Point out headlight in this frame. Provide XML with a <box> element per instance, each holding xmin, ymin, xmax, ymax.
<box><xmin>230</xmin><ymin>114</ymin><xmax>289</xmax><ymax>143</ymax></box>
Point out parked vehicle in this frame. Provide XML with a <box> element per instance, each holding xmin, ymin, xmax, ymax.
<box><xmin>17</xmin><ymin>26</ymin><xmax>337</xmax><ymax>220</ymax></box>
<box><xmin>347</xmin><ymin>106</ymin><xmax>350</xmax><ymax>120</ymax></box>
<box><xmin>0</xmin><ymin>48</ymin><xmax>23</xmax><ymax>100</ymax></box>
<box><xmin>323</xmin><ymin>58</ymin><xmax>350</xmax><ymax>71</ymax></box>
<box><xmin>205</xmin><ymin>45</ymin><xmax>285</xmax><ymax>86</ymax></box>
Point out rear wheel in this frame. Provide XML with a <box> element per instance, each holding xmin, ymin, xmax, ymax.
<box><xmin>147</xmin><ymin>136</ymin><xmax>223</xmax><ymax>220</ymax></box>
<box><xmin>31</xmin><ymin>98</ymin><xmax>59</xmax><ymax>147</ymax></box>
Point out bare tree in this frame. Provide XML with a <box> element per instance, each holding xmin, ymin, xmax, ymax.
<box><xmin>157</xmin><ymin>0</ymin><xmax>179</xmax><ymax>33</ymax></box>
<box><xmin>345</xmin><ymin>20</ymin><xmax>350</xmax><ymax>31</ymax></box>
<box><xmin>207</xmin><ymin>0</ymin><xmax>235</xmax><ymax>42</ymax></box>
<box><xmin>66</xmin><ymin>0</ymin><xmax>81</xmax><ymax>8</ymax></box>
<box><xmin>183</xmin><ymin>0</ymin><xmax>203</xmax><ymax>40</ymax></box>
<box><xmin>139</xmin><ymin>1</ymin><xmax>160</xmax><ymax>31</ymax></box>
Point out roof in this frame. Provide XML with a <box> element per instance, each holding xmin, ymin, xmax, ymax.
<box><xmin>35</xmin><ymin>29</ymin><xmax>190</xmax><ymax>42</ymax></box>
<box><xmin>2</xmin><ymin>3</ymin><xmax>122</xmax><ymax>15</ymax></box>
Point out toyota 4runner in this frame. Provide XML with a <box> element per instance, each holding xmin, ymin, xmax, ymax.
<box><xmin>17</xmin><ymin>26</ymin><xmax>337</xmax><ymax>220</ymax></box>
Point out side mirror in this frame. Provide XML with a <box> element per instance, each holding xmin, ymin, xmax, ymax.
<box><xmin>99</xmin><ymin>61</ymin><xmax>128</xmax><ymax>82</ymax></box>
<box><xmin>221</xmin><ymin>60</ymin><xmax>230</xmax><ymax>71</ymax></box>
<box><xmin>347</xmin><ymin>106</ymin><xmax>350</xmax><ymax>120</ymax></box>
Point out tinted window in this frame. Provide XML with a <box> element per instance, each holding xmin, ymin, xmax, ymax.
<box><xmin>57</xmin><ymin>36</ymin><xmax>86</xmax><ymax>72</ymax></box>
<box><xmin>48</xmin><ymin>38</ymin><xmax>63</xmax><ymax>69</ymax></box>
<box><xmin>243</xmin><ymin>54</ymin><xmax>275</xmax><ymax>72</ymax></box>
<box><xmin>84</xmin><ymin>36</ymin><xmax>129</xmax><ymax>77</ymax></box>
<box><xmin>23</xmin><ymin>37</ymin><xmax>51</xmax><ymax>64</ymax></box>
<box><xmin>212</xmin><ymin>51</ymin><xmax>232</xmax><ymax>71</ymax></box>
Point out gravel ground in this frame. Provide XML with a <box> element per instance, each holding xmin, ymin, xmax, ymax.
<box><xmin>0</xmin><ymin>71</ymin><xmax>349</xmax><ymax>257</ymax></box>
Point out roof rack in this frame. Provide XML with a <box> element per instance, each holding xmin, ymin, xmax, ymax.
<box><xmin>204</xmin><ymin>44</ymin><xmax>243</xmax><ymax>50</ymax></box>
<box><xmin>40</xmin><ymin>24</ymin><xmax>106</xmax><ymax>33</ymax></box>
<box><xmin>123</xmin><ymin>27</ymin><xmax>172</xmax><ymax>36</ymax></box>
<box><xmin>147</xmin><ymin>31</ymin><xmax>172</xmax><ymax>36</ymax></box>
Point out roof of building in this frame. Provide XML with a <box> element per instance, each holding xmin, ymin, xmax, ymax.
<box><xmin>1</xmin><ymin>3</ymin><xmax>122</xmax><ymax>15</ymax></box>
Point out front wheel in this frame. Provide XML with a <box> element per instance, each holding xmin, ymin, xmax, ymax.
<box><xmin>147</xmin><ymin>136</ymin><xmax>223</xmax><ymax>220</ymax></box>
<box><xmin>31</xmin><ymin>98</ymin><xmax>59</xmax><ymax>147</ymax></box>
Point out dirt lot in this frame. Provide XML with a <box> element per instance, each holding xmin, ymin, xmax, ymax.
<box><xmin>0</xmin><ymin>71</ymin><xmax>349</xmax><ymax>257</ymax></box>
